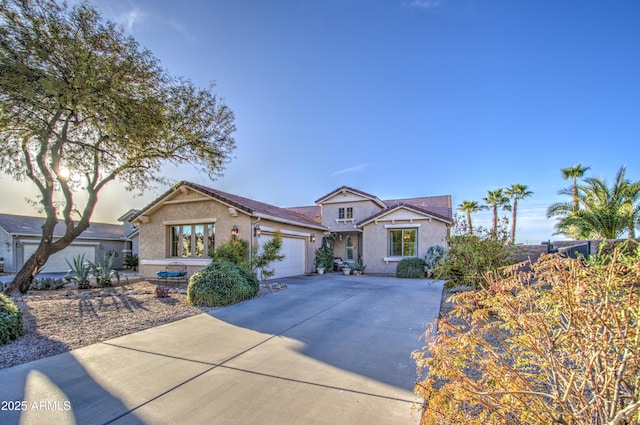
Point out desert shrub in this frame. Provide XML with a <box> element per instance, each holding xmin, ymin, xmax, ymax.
<box><xmin>424</xmin><ymin>245</ymin><xmax>447</xmax><ymax>278</ymax></box>
<box><xmin>598</xmin><ymin>238</ymin><xmax>639</xmax><ymax>259</ymax></box>
<box><xmin>187</xmin><ymin>261</ymin><xmax>257</xmax><ymax>307</ymax></box>
<box><xmin>435</xmin><ymin>234</ymin><xmax>515</xmax><ymax>290</ymax></box>
<box><xmin>413</xmin><ymin>247</ymin><xmax>640</xmax><ymax>425</ymax></box>
<box><xmin>0</xmin><ymin>293</ymin><xmax>23</xmax><ymax>345</ymax></box>
<box><xmin>29</xmin><ymin>277</ymin><xmax>66</xmax><ymax>291</ymax></box>
<box><xmin>396</xmin><ymin>257</ymin><xmax>426</xmax><ymax>278</ymax></box>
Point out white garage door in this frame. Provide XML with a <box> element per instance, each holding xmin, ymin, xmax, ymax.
<box><xmin>258</xmin><ymin>234</ymin><xmax>306</xmax><ymax>280</ymax></box>
<box><xmin>22</xmin><ymin>244</ymin><xmax>96</xmax><ymax>273</ymax></box>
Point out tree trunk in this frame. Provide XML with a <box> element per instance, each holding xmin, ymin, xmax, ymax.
<box><xmin>492</xmin><ymin>207</ymin><xmax>498</xmax><ymax>240</ymax></box>
<box><xmin>4</xmin><ymin>243</ymin><xmax>55</xmax><ymax>295</ymax></box>
<box><xmin>467</xmin><ymin>212</ymin><xmax>473</xmax><ymax>235</ymax></box>
<box><xmin>510</xmin><ymin>200</ymin><xmax>518</xmax><ymax>244</ymax></box>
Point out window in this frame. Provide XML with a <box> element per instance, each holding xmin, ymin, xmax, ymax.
<box><xmin>170</xmin><ymin>224</ymin><xmax>215</xmax><ymax>257</ymax></box>
<box><xmin>338</xmin><ymin>207</ymin><xmax>353</xmax><ymax>219</ymax></box>
<box><xmin>389</xmin><ymin>229</ymin><xmax>417</xmax><ymax>257</ymax></box>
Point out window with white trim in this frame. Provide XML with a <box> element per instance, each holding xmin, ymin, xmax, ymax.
<box><xmin>338</xmin><ymin>207</ymin><xmax>353</xmax><ymax>219</ymax></box>
<box><xmin>389</xmin><ymin>229</ymin><xmax>417</xmax><ymax>257</ymax></box>
<box><xmin>170</xmin><ymin>224</ymin><xmax>215</xmax><ymax>257</ymax></box>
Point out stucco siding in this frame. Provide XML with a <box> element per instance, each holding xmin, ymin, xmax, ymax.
<box><xmin>361</xmin><ymin>219</ymin><xmax>448</xmax><ymax>274</ymax></box>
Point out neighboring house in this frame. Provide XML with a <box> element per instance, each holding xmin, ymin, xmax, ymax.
<box><xmin>0</xmin><ymin>213</ymin><xmax>132</xmax><ymax>273</ymax></box>
<box><xmin>132</xmin><ymin>182</ymin><xmax>452</xmax><ymax>279</ymax></box>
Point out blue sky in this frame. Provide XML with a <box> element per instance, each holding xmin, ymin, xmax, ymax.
<box><xmin>2</xmin><ymin>0</ymin><xmax>640</xmax><ymax>243</ymax></box>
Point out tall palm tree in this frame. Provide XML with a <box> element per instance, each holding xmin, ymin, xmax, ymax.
<box><xmin>561</xmin><ymin>163</ymin><xmax>590</xmax><ymax>212</ymax></box>
<box><xmin>505</xmin><ymin>184</ymin><xmax>533</xmax><ymax>244</ymax></box>
<box><xmin>483</xmin><ymin>189</ymin><xmax>511</xmax><ymax>240</ymax></box>
<box><xmin>551</xmin><ymin>166</ymin><xmax>640</xmax><ymax>239</ymax></box>
<box><xmin>458</xmin><ymin>200</ymin><xmax>484</xmax><ymax>235</ymax></box>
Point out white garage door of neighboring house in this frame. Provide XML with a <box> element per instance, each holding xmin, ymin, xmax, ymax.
<box><xmin>258</xmin><ymin>234</ymin><xmax>305</xmax><ymax>280</ymax></box>
<box><xmin>22</xmin><ymin>244</ymin><xmax>96</xmax><ymax>273</ymax></box>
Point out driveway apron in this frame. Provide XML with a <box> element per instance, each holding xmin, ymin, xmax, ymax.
<box><xmin>0</xmin><ymin>275</ymin><xmax>443</xmax><ymax>425</ymax></box>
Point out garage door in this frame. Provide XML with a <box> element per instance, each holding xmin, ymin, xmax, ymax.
<box><xmin>258</xmin><ymin>234</ymin><xmax>306</xmax><ymax>279</ymax></box>
<box><xmin>22</xmin><ymin>244</ymin><xmax>96</xmax><ymax>273</ymax></box>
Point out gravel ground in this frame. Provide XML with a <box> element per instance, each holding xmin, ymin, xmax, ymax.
<box><xmin>0</xmin><ymin>280</ymin><xmax>286</xmax><ymax>370</ymax></box>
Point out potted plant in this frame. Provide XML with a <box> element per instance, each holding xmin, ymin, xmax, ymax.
<box><xmin>351</xmin><ymin>262</ymin><xmax>366</xmax><ymax>276</ymax></box>
<box><xmin>316</xmin><ymin>262</ymin><xmax>325</xmax><ymax>275</ymax></box>
<box><xmin>342</xmin><ymin>264</ymin><xmax>351</xmax><ymax>275</ymax></box>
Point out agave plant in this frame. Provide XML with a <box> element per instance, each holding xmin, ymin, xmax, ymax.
<box><xmin>65</xmin><ymin>254</ymin><xmax>92</xmax><ymax>289</ymax></box>
<box><xmin>89</xmin><ymin>254</ymin><xmax>120</xmax><ymax>287</ymax></box>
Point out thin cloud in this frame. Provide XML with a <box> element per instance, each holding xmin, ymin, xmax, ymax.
<box><xmin>330</xmin><ymin>163</ymin><xmax>368</xmax><ymax>177</ymax></box>
<box><xmin>404</xmin><ymin>0</ymin><xmax>442</xmax><ymax>10</ymax></box>
<box><xmin>115</xmin><ymin>7</ymin><xmax>145</xmax><ymax>32</ymax></box>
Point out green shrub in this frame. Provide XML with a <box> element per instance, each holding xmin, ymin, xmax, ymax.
<box><xmin>435</xmin><ymin>234</ymin><xmax>515</xmax><ymax>289</ymax></box>
<box><xmin>210</xmin><ymin>238</ymin><xmax>249</xmax><ymax>265</ymax></box>
<box><xmin>187</xmin><ymin>261</ymin><xmax>258</xmax><ymax>307</ymax></box>
<box><xmin>0</xmin><ymin>293</ymin><xmax>23</xmax><ymax>346</ymax></box>
<box><xmin>65</xmin><ymin>254</ymin><xmax>92</xmax><ymax>289</ymax></box>
<box><xmin>413</xmin><ymin>245</ymin><xmax>640</xmax><ymax>425</ymax></box>
<box><xmin>396</xmin><ymin>257</ymin><xmax>426</xmax><ymax>278</ymax></box>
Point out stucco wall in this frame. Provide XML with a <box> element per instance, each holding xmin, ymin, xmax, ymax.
<box><xmin>320</xmin><ymin>198</ymin><xmax>382</xmax><ymax>232</ymax></box>
<box><xmin>361</xmin><ymin>218</ymin><xmax>448</xmax><ymax>274</ymax></box>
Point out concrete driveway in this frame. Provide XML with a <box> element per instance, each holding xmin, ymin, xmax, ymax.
<box><xmin>0</xmin><ymin>274</ymin><xmax>443</xmax><ymax>425</ymax></box>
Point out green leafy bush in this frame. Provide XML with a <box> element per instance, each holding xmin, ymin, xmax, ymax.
<box><xmin>396</xmin><ymin>257</ymin><xmax>426</xmax><ymax>278</ymax></box>
<box><xmin>210</xmin><ymin>238</ymin><xmax>249</xmax><ymax>265</ymax></box>
<box><xmin>0</xmin><ymin>293</ymin><xmax>23</xmax><ymax>345</ymax></box>
<box><xmin>435</xmin><ymin>234</ymin><xmax>515</xmax><ymax>289</ymax></box>
<box><xmin>413</xmin><ymin>245</ymin><xmax>640</xmax><ymax>425</ymax></box>
<box><xmin>187</xmin><ymin>261</ymin><xmax>258</xmax><ymax>307</ymax></box>
<box><xmin>315</xmin><ymin>236</ymin><xmax>334</xmax><ymax>271</ymax></box>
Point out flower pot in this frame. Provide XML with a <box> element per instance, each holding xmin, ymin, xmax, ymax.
<box><xmin>343</xmin><ymin>268</ymin><xmax>351</xmax><ymax>276</ymax></box>
<box><xmin>316</xmin><ymin>267</ymin><xmax>325</xmax><ymax>275</ymax></box>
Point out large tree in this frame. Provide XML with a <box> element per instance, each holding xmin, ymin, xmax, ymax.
<box><xmin>548</xmin><ymin>166</ymin><xmax>640</xmax><ymax>240</ymax></box>
<box><xmin>505</xmin><ymin>184</ymin><xmax>533</xmax><ymax>244</ymax></box>
<box><xmin>483</xmin><ymin>189</ymin><xmax>511</xmax><ymax>240</ymax></box>
<box><xmin>458</xmin><ymin>200</ymin><xmax>484</xmax><ymax>235</ymax></box>
<box><xmin>1</xmin><ymin>0</ymin><xmax>236</xmax><ymax>294</ymax></box>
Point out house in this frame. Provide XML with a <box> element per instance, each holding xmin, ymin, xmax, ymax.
<box><xmin>310</xmin><ymin>186</ymin><xmax>452</xmax><ymax>274</ymax></box>
<box><xmin>0</xmin><ymin>213</ymin><xmax>133</xmax><ymax>273</ymax></box>
<box><xmin>130</xmin><ymin>182</ymin><xmax>327</xmax><ymax>279</ymax></box>
<box><xmin>131</xmin><ymin>182</ymin><xmax>452</xmax><ymax>278</ymax></box>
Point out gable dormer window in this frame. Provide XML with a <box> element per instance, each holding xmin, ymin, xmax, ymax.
<box><xmin>338</xmin><ymin>207</ymin><xmax>353</xmax><ymax>219</ymax></box>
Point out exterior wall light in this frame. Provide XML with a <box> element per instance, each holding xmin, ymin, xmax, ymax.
<box><xmin>254</xmin><ymin>224</ymin><xmax>261</xmax><ymax>238</ymax></box>
<box><xmin>310</xmin><ymin>234</ymin><xmax>316</xmax><ymax>243</ymax></box>
<box><xmin>231</xmin><ymin>225</ymin><xmax>239</xmax><ymax>238</ymax></box>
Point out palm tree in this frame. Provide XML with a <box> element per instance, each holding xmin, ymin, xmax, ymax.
<box><xmin>483</xmin><ymin>189</ymin><xmax>511</xmax><ymax>240</ymax></box>
<box><xmin>551</xmin><ymin>166</ymin><xmax>640</xmax><ymax>239</ymax></box>
<box><xmin>458</xmin><ymin>200</ymin><xmax>484</xmax><ymax>235</ymax></box>
<box><xmin>505</xmin><ymin>184</ymin><xmax>533</xmax><ymax>244</ymax></box>
<box><xmin>561</xmin><ymin>163</ymin><xmax>590</xmax><ymax>212</ymax></box>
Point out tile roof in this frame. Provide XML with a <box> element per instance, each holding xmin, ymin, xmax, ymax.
<box><xmin>285</xmin><ymin>206</ymin><xmax>322</xmax><ymax>224</ymax></box>
<box><xmin>357</xmin><ymin>202</ymin><xmax>453</xmax><ymax>226</ymax></box>
<box><xmin>314</xmin><ymin>186</ymin><xmax>385</xmax><ymax>206</ymax></box>
<box><xmin>0</xmin><ymin>213</ymin><xmax>125</xmax><ymax>240</ymax></box>
<box><xmin>132</xmin><ymin>181</ymin><xmax>326</xmax><ymax>230</ymax></box>
<box><xmin>382</xmin><ymin>195</ymin><xmax>452</xmax><ymax>220</ymax></box>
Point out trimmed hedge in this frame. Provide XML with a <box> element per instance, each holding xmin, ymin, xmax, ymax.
<box><xmin>187</xmin><ymin>261</ymin><xmax>258</xmax><ymax>307</ymax></box>
<box><xmin>396</xmin><ymin>257</ymin><xmax>426</xmax><ymax>278</ymax></box>
<box><xmin>0</xmin><ymin>293</ymin><xmax>23</xmax><ymax>346</ymax></box>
